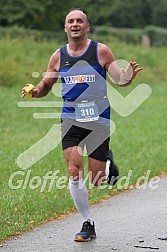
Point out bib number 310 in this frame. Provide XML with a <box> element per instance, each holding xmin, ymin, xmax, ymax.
<box><xmin>81</xmin><ymin>108</ymin><xmax>95</xmax><ymax>116</ymax></box>
<box><xmin>75</xmin><ymin>101</ymin><xmax>99</xmax><ymax>122</ymax></box>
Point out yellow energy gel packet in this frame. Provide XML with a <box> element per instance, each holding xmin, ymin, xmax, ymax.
<box><xmin>25</xmin><ymin>84</ymin><xmax>34</xmax><ymax>98</ymax></box>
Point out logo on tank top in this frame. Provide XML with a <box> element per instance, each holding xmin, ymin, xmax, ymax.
<box><xmin>65</xmin><ymin>61</ymin><xmax>70</xmax><ymax>66</ymax></box>
<box><xmin>64</xmin><ymin>74</ymin><xmax>95</xmax><ymax>84</ymax></box>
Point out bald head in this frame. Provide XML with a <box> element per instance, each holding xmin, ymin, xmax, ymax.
<box><xmin>65</xmin><ymin>9</ymin><xmax>89</xmax><ymax>24</ymax></box>
<box><xmin>64</xmin><ymin>9</ymin><xmax>90</xmax><ymax>40</ymax></box>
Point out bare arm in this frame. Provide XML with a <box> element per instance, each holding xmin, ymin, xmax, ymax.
<box><xmin>22</xmin><ymin>49</ymin><xmax>60</xmax><ymax>98</ymax></box>
<box><xmin>98</xmin><ymin>44</ymin><xmax>142</xmax><ymax>86</ymax></box>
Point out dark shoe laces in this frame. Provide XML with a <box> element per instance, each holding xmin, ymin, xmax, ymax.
<box><xmin>81</xmin><ymin>220</ymin><xmax>92</xmax><ymax>232</ymax></box>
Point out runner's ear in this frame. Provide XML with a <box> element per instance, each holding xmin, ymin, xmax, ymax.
<box><xmin>86</xmin><ymin>23</ymin><xmax>90</xmax><ymax>32</ymax></box>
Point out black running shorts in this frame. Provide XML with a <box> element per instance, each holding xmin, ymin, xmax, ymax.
<box><xmin>61</xmin><ymin>119</ymin><xmax>110</xmax><ymax>162</ymax></box>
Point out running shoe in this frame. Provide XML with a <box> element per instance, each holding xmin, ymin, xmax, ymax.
<box><xmin>74</xmin><ymin>220</ymin><xmax>96</xmax><ymax>242</ymax></box>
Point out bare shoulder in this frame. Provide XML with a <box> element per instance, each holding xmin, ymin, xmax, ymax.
<box><xmin>97</xmin><ymin>43</ymin><xmax>115</xmax><ymax>68</ymax></box>
<box><xmin>98</xmin><ymin>43</ymin><xmax>109</xmax><ymax>52</ymax></box>
<box><xmin>98</xmin><ymin>43</ymin><xmax>114</xmax><ymax>55</ymax></box>
<box><xmin>48</xmin><ymin>49</ymin><xmax>61</xmax><ymax>71</ymax></box>
<box><xmin>49</xmin><ymin>49</ymin><xmax>60</xmax><ymax>63</ymax></box>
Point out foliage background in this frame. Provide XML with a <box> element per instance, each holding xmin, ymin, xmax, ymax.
<box><xmin>1</xmin><ymin>0</ymin><xmax>167</xmax><ymax>31</ymax></box>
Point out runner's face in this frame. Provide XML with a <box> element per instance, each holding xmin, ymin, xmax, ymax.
<box><xmin>65</xmin><ymin>11</ymin><xmax>89</xmax><ymax>39</ymax></box>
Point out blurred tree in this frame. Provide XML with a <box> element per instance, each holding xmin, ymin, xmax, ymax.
<box><xmin>106</xmin><ymin>0</ymin><xmax>152</xmax><ymax>28</ymax></box>
<box><xmin>148</xmin><ymin>0</ymin><xmax>167</xmax><ymax>27</ymax></box>
<box><xmin>0</xmin><ymin>0</ymin><xmax>71</xmax><ymax>30</ymax></box>
<box><xmin>0</xmin><ymin>0</ymin><xmax>166</xmax><ymax>30</ymax></box>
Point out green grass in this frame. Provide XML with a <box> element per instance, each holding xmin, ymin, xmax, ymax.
<box><xmin>0</xmin><ymin>37</ymin><xmax>167</xmax><ymax>241</ymax></box>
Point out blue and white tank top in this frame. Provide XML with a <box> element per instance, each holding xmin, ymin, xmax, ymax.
<box><xmin>58</xmin><ymin>40</ymin><xmax>110</xmax><ymax>126</ymax></box>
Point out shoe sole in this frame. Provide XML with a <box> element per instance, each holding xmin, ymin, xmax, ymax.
<box><xmin>74</xmin><ymin>235</ymin><xmax>96</xmax><ymax>242</ymax></box>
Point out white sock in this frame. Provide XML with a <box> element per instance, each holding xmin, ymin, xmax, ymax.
<box><xmin>69</xmin><ymin>179</ymin><xmax>92</xmax><ymax>222</ymax></box>
<box><xmin>105</xmin><ymin>159</ymin><xmax>111</xmax><ymax>178</ymax></box>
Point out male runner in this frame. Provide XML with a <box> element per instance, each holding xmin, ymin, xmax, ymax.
<box><xmin>22</xmin><ymin>9</ymin><xmax>142</xmax><ymax>241</ymax></box>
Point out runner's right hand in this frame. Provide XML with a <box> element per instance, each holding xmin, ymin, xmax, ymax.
<box><xmin>22</xmin><ymin>84</ymin><xmax>40</xmax><ymax>98</ymax></box>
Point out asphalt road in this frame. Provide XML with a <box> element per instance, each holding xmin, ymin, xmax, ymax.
<box><xmin>1</xmin><ymin>176</ymin><xmax>167</xmax><ymax>252</ymax></box>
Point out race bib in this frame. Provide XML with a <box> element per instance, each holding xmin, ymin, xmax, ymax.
<box><xmin>75</xmin><ymin>101</ymin><xmax>99</xmax><ymax>122</ymax></box>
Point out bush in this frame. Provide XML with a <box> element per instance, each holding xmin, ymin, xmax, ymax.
<box><xmin>0</xmin><ymin>26</ymin><xmax>66</xmax><ymax>43</ymax></box>
<box><xmin>144</xmin><ymin>25</ymin><xmax>167</xmax><ymax>47</ymax></box>
<box><xmin>96</xmin><ymin>26</ymin><xmax>142</xmax><ymax>45</ymax></box>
